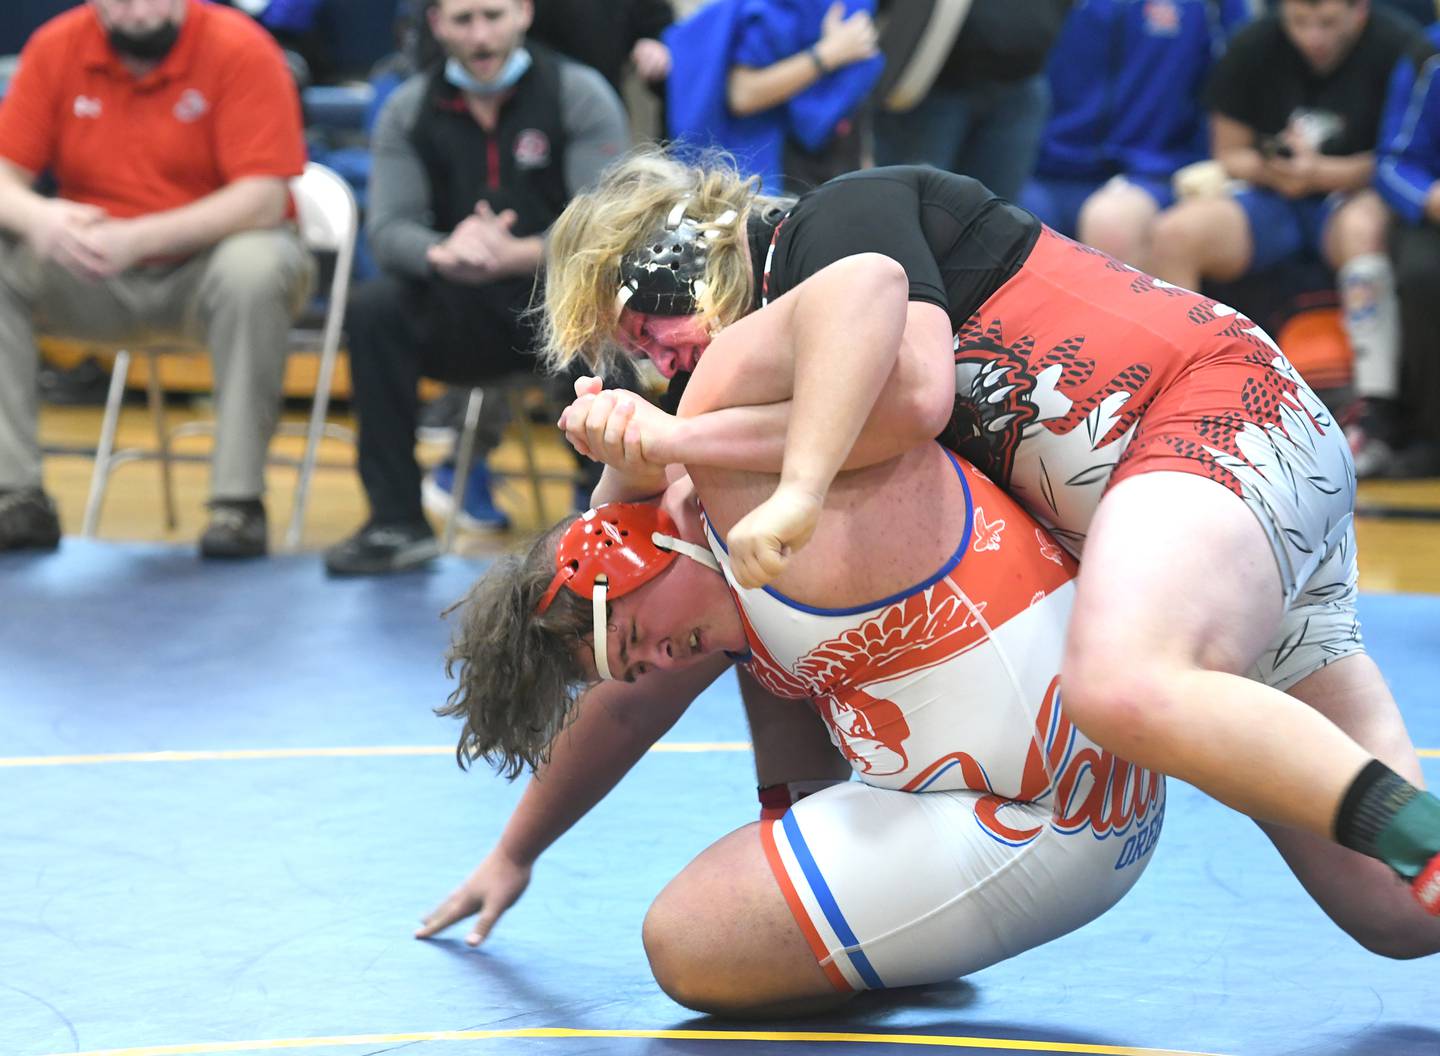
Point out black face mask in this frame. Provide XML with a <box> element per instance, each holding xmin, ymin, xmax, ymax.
<box><xmin>107</xmin><ymin>20</ymin><xmax>181</xmax><ymax>62</ymax></box>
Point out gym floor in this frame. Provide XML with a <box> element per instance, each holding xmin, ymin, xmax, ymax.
<box><xmin>3</xmin><ymin>402</ymin><xmax>1438</xmax><ymax>1056</ymax></box>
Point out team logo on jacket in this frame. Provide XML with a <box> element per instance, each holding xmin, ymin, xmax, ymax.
<box><xmin>73</xmin><ymin>95</ymin><xmax>103</xmax><ymax>118</ymax></box>
<box><xmin>514</xmin><ymin>129</ymin><xmax>551</xmax><ymax>168</ymax></box>
<box><xmin>173</xmin><ymin>88</ymin><xmax>209</xmax><ymax>123</ymax></box>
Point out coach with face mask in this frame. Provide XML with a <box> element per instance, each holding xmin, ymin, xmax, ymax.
<box><xmin>323</xmin><ymin>0</ymin><xmax>629</xmax><ymax>577</ymax></box>
<box><xmin>0</xmin><ymin>0</ymin><xmax>314</xmax><ymax>558</ymax></box>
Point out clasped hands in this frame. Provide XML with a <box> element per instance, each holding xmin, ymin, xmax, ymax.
<box><xmin>1259</xmin><ymin>129</ymin><xmax>1322</xmax><ymax>200</ymax></box>
<box><xmin>28</xmin><ymin>199</ymin><xmax>152</xmax><ymax>281</ymax></box>
<box><xmin>428</xmin><ymin>201</ymin><xmax>526</xmax><ymax>284</ymax></box>
<box><xmin>559</xmin><ymin>376</ymin><xmax>822</xmax><ymax>589</ymax></box>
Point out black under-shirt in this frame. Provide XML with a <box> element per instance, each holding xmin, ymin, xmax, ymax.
<box><xmin>1204</xmin><ymin>9</ymin><xmax>1430</xmax><ymax>155</ymax></box>
<box><xmin>661</xmin><ymin>167</ymin><xmax>1038</xmax><ymax>411</ymax></box>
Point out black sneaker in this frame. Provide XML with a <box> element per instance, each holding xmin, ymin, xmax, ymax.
<box><xmin>0</xmin><ymin>488</ymin><xmax>61</xmax><ymax>551</ymax></box>
<box><xmin>38</xmin><ymin>356</ymin><xmax>111</xmax><ymax>406</ymax></box>
<box><xmin>199</xmin><ymin>499</ymin><xmax>268</xmax><ymax>559</ymax></box>
<box><xmin>324</xmin><ymin>520</ymin><xmax>439</xmax><ymax>576</ymax></box>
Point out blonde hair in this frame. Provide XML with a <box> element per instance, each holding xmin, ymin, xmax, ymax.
<box><xmin>541</xmin><ymin>145</ymin><xmax>781</xmax><ymax>375</ymax></box>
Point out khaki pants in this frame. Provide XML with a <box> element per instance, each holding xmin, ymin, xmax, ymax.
<box><xmin>0</xmin><ymin>227</ymin><xmax>315</xmax><ymax>501</ymax></box>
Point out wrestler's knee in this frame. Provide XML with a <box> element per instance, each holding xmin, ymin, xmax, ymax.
<box><xmin>641</xmin><ymin>883</ymin><xmax>714</xmax><ymax>1010</ymax></box>
<box><xmin>1060</xmin><ymin>645</ymin><xmax>1179</xmax><ymax>763</ymax></box>
<box><xmin>642</xmin><ymin>827</ymin><xmax>848</xmax><ymax>1017</ymax></box>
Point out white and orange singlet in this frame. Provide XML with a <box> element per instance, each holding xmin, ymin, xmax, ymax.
<box><xmin>705</xmin><ymin>448</ymin><xmax>1166</xmax><ymax>992</ymax></box>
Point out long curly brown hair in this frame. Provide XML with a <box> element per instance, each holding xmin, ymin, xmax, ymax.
<box><xmin>439</xmin><ymin>515</ymin><xmax>596</xmax><ymax>779</ymax></box>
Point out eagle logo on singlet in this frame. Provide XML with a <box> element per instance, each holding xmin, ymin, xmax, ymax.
<box><xmin>740</xmin><ymin>579</ymin><xmax>997</xmax><ymax>779</ymax></box>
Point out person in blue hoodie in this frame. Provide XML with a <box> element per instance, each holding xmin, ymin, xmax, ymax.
<box><xmin>1020</xmin><ymin>0</ymin><xmax>1255</xmax><ymax>270</ymax></box>
<box><xmin>1373</xmin><ymin>22</ymin><xmax>1440</xmax><ymax>475</ymax></box>
<box><xmin>663</xmin><ymin>0</ymin><xmax>883</xmax><ymax>193</ymax></box>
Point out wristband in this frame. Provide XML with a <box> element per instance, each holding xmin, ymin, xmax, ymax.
<box><xmin>808</xmin><ymin>46</ymin><xmax>830</xmax><ymax>76</ymax></box>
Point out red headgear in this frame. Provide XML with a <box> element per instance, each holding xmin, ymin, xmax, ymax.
<box><xmin>535</xmin><ymin>503</ymin><xmax>720</xmax><ymax>680</ymax></box>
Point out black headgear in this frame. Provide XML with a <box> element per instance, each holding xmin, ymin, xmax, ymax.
<box><xmin>616</xmin><ymin>200</ymin><xmax>738</xmax><ymax>317</ymax></box>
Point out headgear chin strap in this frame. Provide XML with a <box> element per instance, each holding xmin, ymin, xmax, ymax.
<box><xmin>535</xmin><ymin>503</ymin><xmax>721</xmax><ymax>681</ymax></box>
<box><xmin>616</xmin><ymin>199</ymin><xmax>738</xmax><ymax>317</ymax></box>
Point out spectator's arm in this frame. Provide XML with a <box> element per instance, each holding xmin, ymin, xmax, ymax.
<box><xmin>1377</xmin><ymin>54</ymin><xmax>1440</xmax><ymax>224</ymax></box>
<box><xmin>116</xmin><ymin>176</ymin><xmax>288</xmax><ymax>259</ymax></box>
<box><xmin>1212</xmin><ymin>111</ymin><xmax>1267</xmax><ymax>182</ymax></box>
<box><xmin>366</xmin><ymin>77</ymin><xmax>446</xmax><ymax>279</ymax></box>
<box><xmin>558</xmin><ymin>63</ymin><xmax>631</xmax><ymax>196</ymax></box>
<box><xmin>1302</xmin><ymin>152</ymin><xmax>1375</xmax><ymax>195</ymax></box>
<box><xmin>727</xmin><ymin>53</ymin><xmax>829</xmax><ymax>116</ymax></box>
<box><xmin>0</xmin><ymin>158</ymin><xmax>46</xmax><ymax>241</ymax></box>
<box><xmin>727</xmin><ymin>3</ymin><xmax>878</xmax><ymax>116</ymax></box>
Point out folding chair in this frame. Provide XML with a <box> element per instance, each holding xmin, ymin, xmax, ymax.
<box><xmin>81</xmin><ymin>161</ymin><xmax>359</xmax><ymax>549</ymax></box>
<box><xmin>441</xmin><ymin>378</ymin><xmax>578</xmax><ymax>553</ymax></box>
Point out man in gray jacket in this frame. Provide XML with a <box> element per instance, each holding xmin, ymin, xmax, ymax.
<box><xmin>324</xmin><ymin>0</ymin><xmax>628</xmax><ymax>576</ymax></box>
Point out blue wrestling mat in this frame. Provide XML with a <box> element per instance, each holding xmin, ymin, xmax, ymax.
<box><xmin>2</xmin><ymin>540</ymin><xmax>1437</xmax><ymax>1056</ymax></box>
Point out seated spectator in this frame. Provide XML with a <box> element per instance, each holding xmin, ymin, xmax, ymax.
<box><xmin>322</xmin><ymin>0</ymin><xmax>629</xmax><ymax>577</ymax></box>
<box><xmin>1020</xmin><ymin>0</ymin><xmax>1253</xmax><ymax>269</ymax></box>
<box><xmin>1373</xmin><ymin>23</ymin><xmax>1440</xmax><ymax>475</ymax></box>
<box><xmin>0</xmin><ymin>0</ymin><xmax>313</xmax><ymax>558</ymax></box>
<box><xmin>664</xmin><ymin>0</ymin><xmax>882</xmax><ymax>193</ymax></box>
<box><xmin>876</xmin><ymin>0</ymin><xmax>1069</xmax><ymax>202</ymax></box>
<box><xmin>1148</xmin><ymin>0</ymin><xmax>1431</xmax><ymax>477</ymax></box>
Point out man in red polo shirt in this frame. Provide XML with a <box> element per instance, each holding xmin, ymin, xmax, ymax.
<box><xmin>0</xmin><ymin>0</ymin><xmax>313</xmax><ymax>558</ymax></box>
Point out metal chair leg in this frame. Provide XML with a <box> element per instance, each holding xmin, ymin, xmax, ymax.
<box><xmin>144</xmin><ymin>354</ymin><xmax>177</xmax><ymax>531</ymax></box>
<box><xmin>82</xmin><ymin>349</ymin><xmax>132</xmax><ymax>537</ymax></box>
<box><xmin>443</xmin><ymin>387</ymin><xmax>486</xmax><ymax>554</ymax></box>
<box><xmin>509</xmin><ymin>386</ymin><xmax>549</xmax><ymax>526</ymax></box>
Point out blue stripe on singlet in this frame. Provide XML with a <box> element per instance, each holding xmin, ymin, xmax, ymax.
<box><xmin>781</xmin><ymin>810</ymin><xmax>886</xmax><ymax>990</ymax></box>
<box><xmin>705</xmin><ymin>445</ymin><xmax>975</xmax><ymax>617</ymax></box>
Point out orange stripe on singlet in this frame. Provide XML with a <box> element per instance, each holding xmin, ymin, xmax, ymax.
<box><xmin>758</xmin><ymin>818</ymin><xmax>853</xmax><ymax>993</ymax></box>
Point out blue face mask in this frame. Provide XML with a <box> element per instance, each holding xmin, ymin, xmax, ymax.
<box><xmin>445</xmin><ymin>48</ymin><xmax>532</xmax><ymax>96</ymax></box>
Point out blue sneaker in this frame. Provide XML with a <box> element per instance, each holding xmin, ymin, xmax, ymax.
<box><xmin>422</xmin><ymin>461</ymin><xmax>512</xmax><ymax>533</ymax></box>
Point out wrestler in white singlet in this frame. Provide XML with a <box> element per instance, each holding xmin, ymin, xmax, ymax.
<box><xmin>704</xmin><ymin>446</ymin><xmax>1167</xmax><ymax>992</ymax></box>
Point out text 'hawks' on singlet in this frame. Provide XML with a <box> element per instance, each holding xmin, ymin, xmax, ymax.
<box><xmin>704</xmin><ymin>448</ymin><xmax>1163</xmax><ymax>846</ymax></box>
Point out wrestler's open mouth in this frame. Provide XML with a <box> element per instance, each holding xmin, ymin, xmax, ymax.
<box><xmin>689</xmin><ymin>629</ymin><xmax>702</xmax><ymax>654</ymax></box>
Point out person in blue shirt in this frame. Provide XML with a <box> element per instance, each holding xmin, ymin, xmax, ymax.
<box><xmin>1373</xmin><ymin>23</ymin><xmax>1440</xmax><ymax>474</ymax></box>
<box><xmin>663</xmin><ymin>0</ymin><xmax>882</xmax><ymax>194</ymax></box>
<box><xmin>1148</xmin><ymin>0</ymin><xmax>1431</xmax><ymax>478</ymax></box>
<box><xmin>1020</xmin><ymin>0</ymin><xmax>1255</xmax><ymax>270</ymax></box>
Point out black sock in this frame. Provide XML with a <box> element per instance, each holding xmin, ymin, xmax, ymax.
<box><xmin>1335</xmin><ymin>759</ymin><xmax>1440</xmax><ymax>879</ymax></box>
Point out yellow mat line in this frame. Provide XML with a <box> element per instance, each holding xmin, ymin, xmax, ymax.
<box><xmin>5</xmin><ymin>746</ymin><xmax>1435</xmax><ymax>769</ymax></box>
<box><xmin>0</xmin><ymin>742</ymin><xmax>753</xmax><ymax>767</ymax></box>
<box><xmin>39</xmin><ymin>1026</ymin><xmax>1227</xmax><ymax>1056</ymax></box>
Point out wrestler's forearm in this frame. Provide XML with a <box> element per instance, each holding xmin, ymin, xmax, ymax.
<box><xmin>668</xmin><ymin>401</ymin><xmax>924</xmax><ymax>473</ymax></box>
<box><xmin>590</xmin><ymin>463</ymin><xmax>670</xmax><ymax>505</ymax></box>
<box><xmin>495</xmin><ymin>658</ymin><xmax>733</xmax><ymax>865</ymax></box>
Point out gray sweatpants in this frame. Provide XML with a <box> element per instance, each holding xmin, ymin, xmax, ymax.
<box><xmin>0</xmin><ymin>227</ymin><xmax>315</xmax><ymax>501</ymax></box>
